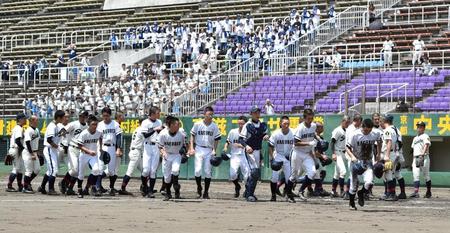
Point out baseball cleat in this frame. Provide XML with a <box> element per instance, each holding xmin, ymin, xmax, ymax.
<box><xmin>319</xmin><ymin>190</ymin><xmax>331</xmax><ymax>197</ymax></box>
<box><xmin>77</xmin><ymin>189</ymin><xmax>84</xmax><ymax>198</ymax></box>
<box><xmin>47</xmin><ymin>190</ymin><xmax>59</xmax><ymax>196</ymax></box>
<box><xmin>349</xmin><ymin>194</ymin><xmax>357</xmax><ymax>210</ymax></box>
<box><xmin>409</xmin><ymin>192</ymin><xmax>420</xmax><ymax>198</ymax></box>
<box><xmin>147</xmin><ymin>192</ymin><xmax>155</xmax><ymax>198</ymax></box>
<box><xmin>424</xmin><ymin>191</ymin><xmax>432</xmax><ymax>198</ymax></box>
<box><xmin>246</xmin><ymin>196</ymin><xmax>256</xmax><ymax>202</ymax></box>
<box><xmin>331</xmin><ymin>191</ymin><xmax>339</xmax><ymax>198</ymax></box>
<box><xmin>202</xmin><ymin>192</ymin><xmax>210</xmax><ymax>199</ymax></box>
<box><xmin>357</xmin><ymin>190</ymin><xmax>365</xmax><ymax>207</ymax></box>
<box><xmin>196</xmin><ymin>187</ymin><xmax>203</xmax><ymax>199</ymax></box>
<box><xmin>343</xmin><ymin>192</ymin><xmax>350</xmax><ymax>200</ymax></box>
<box><xmin>275</xmin><ymin>188</ymin><xmax>282</xmax><ymax>197</ymax></box>
<box><xmin>18</xmin><ymin>185</ymin><xmax>23</xmax><ymax>192</ymax></box>
<box><xmin>37</xmin><ymin>186</ymin><xmax>47</xmax><ymax>195</ymax></box>
<box><xmin>58</xmin><ymin>181</ymin><xmax>67</xmax><ymax>194</ymax></box>
<box><xmin>108</xmin><ymin>189</ymin><xmax>115</xmax><ymax>196</ymax></box>
<box><xmin>398</xmin><ymin>192</ymin><xmax>407</xmax><ymax>199</ymax></box>
<box><xmin>6</xmin><ymin>187</ymin><xmax>17</xmax><ymax>192</ymax></box>
<box><xmin>384</xmin><ymin>193</ymin><xmax>398</xmax><ymax>201</ymax></box>
<box><xmin>297</xmin><ymin>192</ymin><xmax>307</xmax><ymax>202</ymax></box>
<box><xmin>270</xmin><ymin>195</ymin><xmax>276</xmax><ymax>202</ymax></box>
<box><xmin>234</xmin><ymin>183</ymin><xmax>241</xmax><ymax>198</ymax></box>
<box><xmin>99</xmin><ymin>186</ymin><xmax>108</xmax><ymax>194</ymax></box>
<box><xmin>118</xmin><ymin>190</ymin><xmax>133</xmax><ymax>195</ymax></box>
<box><xmin>66</xmin><ymin>189</ymin><xmax>76</xmax><ymax>196</ymax></box>
<box><xmin>22</xmin><ymin>187</ymin><xmax>35</xmax><ymax>194</ymax></box>
<box><xmin>163</xmin><ymin>194</ymin><xmax>171</xmax><ymax>201</ymax></box>
<box><xmin>286</xmin><ymin>193</ymin><xmax>296</xmax><ymax>203</ymax></box>
<box><xmin>82</xmin><ymin>188</ymin><xmax>90</xmax><ymax>196</ymax></box>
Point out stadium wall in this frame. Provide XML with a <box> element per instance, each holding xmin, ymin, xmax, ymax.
<box><xmin>1</xmin><ymin>113</ymin><xmax>449</xmax><ymax>186</ymax></box>
<box><xmin>103</xmin><ymin>0</ymin><xmax>202</xmax><ymax>10</ymax></box>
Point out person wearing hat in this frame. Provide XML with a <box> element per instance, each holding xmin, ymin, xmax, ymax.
<box><xmin>6</xmin><ymin>113</ymin><xmax>27</xmax><ymax>192</ymax></box>
<box><xmin>410</xmin><ymin>121</ymin><xmax>432</xmax><ymax>198</ymax></box>
<box><xmin>57</xmin><ymin>111</ymin><xmax>89</xmax><ymax>195</ymax></box>
<box><xmin>264</xmin><ymin>99</ymin><xmax>275</xmax><ymax>115</ymax></box>
<box><xmin>22</xmin><ymin>115</ymin><xmax>41</xmax><ymax>193</ymax></box>
<box><xmin>238</xmin><ymin>106</ymin><xmax>269</xmax><ymax>202</ymax></box>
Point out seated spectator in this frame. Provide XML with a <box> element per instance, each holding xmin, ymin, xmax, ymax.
<box><xmin>420</xmin><ymin>58</ymin><xmax>438</xmax><ymax>76</ymax></box>
<box><xmin>264</xmin><ymin>99</ymin><xmax>275</xmax><ymax>115</ymax></box>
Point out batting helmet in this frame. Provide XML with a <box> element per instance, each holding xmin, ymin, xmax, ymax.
<box><xmin>210</xmin><ymin>156</ymin><xmax>222</xmax><ymax>167</ymax></box>
<box><xmin>221</xmin><ymin>151</ymin><xmax>230</xmax><ymax>161</ymax></box>
<box><xmin>271</xmin><ymin>160</ymin><xmax>283</xmax><ymax>171</ymax></box>
<box><xmin>352</xmin><ymin>161</ymin><xmax>366</xmax><ymax>175</ymax></box>
<box><xmin>373</xmin><ymin>161</ymin><xmax>384</xmax><ymax>179</ymax></box>
<box><xmin>100</xmin><ymin>151</ymin><xmax>111</xmax><ymax>165</ymax></box>
<box><xmin>181</xmin><ymin>154</ymin><xmax>189</xmax><ymax>164</ymax></box>
<box><xmin>316</xmin><ymin>140</ymin><xmax>329</xmax><ymax>154</ymax></box>
<box><xmin>320</xmin><ymin>157</ymin><xmax>333</xmax><ymax>166</ymax></box>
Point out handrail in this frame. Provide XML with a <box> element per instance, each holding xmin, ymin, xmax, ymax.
<box><xmin>68</xmin><ymin>41</ymin><xmax>111</xmax><ymax>63</ymax></box>
<box><xmin>380</xmin><ymin>4</ymin><xmax>450</xmax><ymax>25</ymax></box>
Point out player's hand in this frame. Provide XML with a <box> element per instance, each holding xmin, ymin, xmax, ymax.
<box><xmin>309</xmin><ymin>140</ymin><xmax>317</xmax><ymax>148</ymax></box>
<box><xmin>384</xmin><ymin>156</ymin><xmax>390</xmax><ymax>161</ymax></box>
<box><xmin>162</xmin><ymin>151</ymin><xmax>168</xmax><ymax>160</ymax></box>
<box><xmin>116</xmin><ymin>148</ymin><xmax>123</xmax><ymax>157</ymax></box>
<box><xmin>212</xmin><ymin>149</ymin><xmax>216</xmax><ymax>156</ymax></box>
<box><xmin>31</xmin><ymin>155</ymin><xmax>37</xmax><ymax>160</ymax></box>
<box><xmin>245</xmin><ymin>145</ymin><xmax>253</xmax><ymax>154</ymax></box>
<box><xmin>332</xmin><ymin>154</ymin><xmax>337</xmax><ymax>161</ymax></box>
<box><xmin>351</xmin><ymin>157</ymin><xmax>357</xmax><ymax>162</ymax></box>
<box><xmin>154</xmin><ymin>126</ymin><xmax>164</xmax><ymax>132</ymax></box>
<box><xmin>263</xmin><ymin>135</ymin><xmax>269</xmax><ymax>141</ymax></box>
<box><xmin>52</xmin><ymin>144</ymin><xmax>59</xmax><ymax>149</ymax></box>
<box><xmin>188</xmin><ymin>148</ymin><xmax>195</xmax><ymax>156</ymax></box>
<box><xmin>88</xmin><ymin>150</ymin><xmax>96</xmax><ymax>156</ymax></box>
<box><xmin>321</xmin><ymin>154</ymin><xmax>328</xmax><ymax>161</ymax></box>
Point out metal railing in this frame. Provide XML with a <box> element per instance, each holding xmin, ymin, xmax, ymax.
<box><xmin>380</xmin><ymin>5</ymin><xmax>450</xmax><ymax>25</ymax></box>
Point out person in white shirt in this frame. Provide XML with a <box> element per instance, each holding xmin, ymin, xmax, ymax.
<box><xmin>6</xmin><ymin>113</ymin><xmax>27</xmax><ymax>192</ymax></box>
<box><xmin>412</xmin><ymin>35</ymin><xmax>425</xmax><ymax>67</ymax></box>
<box><xmin>22</xmin><ymin>115</ymin><xmax>41</xmax><ymax>193</ymax></box>
<box><xmin>312</xmin><ymin>5</ymin><xmax>321</xmax><ymax>29</ymax></box>
<box><xmin>382</xmin><ymin>37</ymin><xmax>395</xmax><ymax>68</ymax></box>
<box><xmin>264</xmin><ymin>99</ymin><xmax>275</xmax><ymax>115</ymax></box>
<box><xmin>330</xmin><ymin>115</ymin><xmax>351</xmax><ymax>197</ymax></box>
<box><xmin>410</xmin><ymin>121</ymin><xmax>432</xmax><ymax>198</ymax></box>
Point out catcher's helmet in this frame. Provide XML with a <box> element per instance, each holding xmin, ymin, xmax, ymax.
<box><xmin>373</xmin><ymin>161</ymin><xmax>384</xmax><ymax>178</ymax></box>
<box><xmin>271</xmin><ymin>160</ymin><xmax>283</xmax><ymax>171</ymax></box>
<box><xmin>100</xmin><ymin>151</ymin><xmax>111</xmax><ymax>165</ymax></box>
<box><xmin>352</xmin><ymin>161</ymin><xmax>366</xmax><ymax>175</ymax></box>
<box><xmin>316</xmin><ymin>140</ymin><xmax>329</xmax><ymax>154</ymax></box>
<box><xmin>210</xmin><ymin>156</ymin><xmax>223</xmax><ymax>167</ymax></box>
<box><xmin>221</xmin><ymin>151</ymin><xmax>230</xmax><ymax>161</ymax></box>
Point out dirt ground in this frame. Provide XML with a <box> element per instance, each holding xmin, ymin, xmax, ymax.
<box><xmin>1</xmin><ymin>178</ymin><xmax>449</xmax><ymax>233</ymax></box>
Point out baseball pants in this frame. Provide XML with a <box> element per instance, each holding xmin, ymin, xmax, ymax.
<box><xmin>333</xmin><ymin>151</ymin><xmax>348</xmax><ymax>180</ymax></box>
<box><xmin>229</xmin><ymin>152</ymin><xmax>249</xmax><ymax>181</ymax></box>
<box><xmin>271</xmin><ymin>153</ymin><xmax>291</xmax><ymax>183</ymax></box>
<box><xmin>245</xmin><ymin>149</ymin><xmax>261</xmax><ymax>171</ymax></box>
<box><xmin>103</xmin><ymin>145</ymin><xmax>119</xmax><ymax>176</ymax></box>
<box><xmin>126</xmin><ymin>148</ymin><xmax>143</xmax><ymax>177</ymax></box>
<box><xmin>143</xmin><ymin>143</ymin><xmax>160</xmax><ymax>178</ymax></box>
<box><xmin>412</xmin><ymin>50</ymin><xmax>423</xmax><ymax>66</ymax></box>
<box><xmin>195</xmin><ymin>146</ymin><xmax>213</xmax><ymax>178</ymax></box>
<box><xmin>68</xmin><ymin>146</ymin><xmax>80</xmax><ymax>177</ymax></box>
<box><xmin>349</xmin><ymin>161</ymin><xmax>373</xmax><ymax>195</ymax></box>
<box><xmin>44</xmin><ymin>147</ymin><xmax>59</xmax><ymax>177</ymax></box>
<box><xmin>78</xmin><ymin>152</ymin><xmax>102</xmax><ymax>181</ymax></box>
<box><xmin>163</xmin><ymin>153</ymin><xmax>181</xmax><ymax>183</ymax></box>
<box><xmin>289</xmin><ymin>151</ymin><xmax>316</xmax><ymax>182</ymax></box>
<box><xmin>22</xmin><ymin>150</ymin><xmax>40</xmax><ymax>177</ymax></box>
<box><xmin>383</xmin><ymin>152</ymin><xmax>400</xmax><ymax>182</ymax></box>
<box><xmin>383</xmin><ymin>50</ymin><xmax>392</xmax><ymax>65</ymax></box>
<box><xmin>412</xmin><ymin>154</ymin><xmax>430</xmax><ymax>182</ymax></box>
<box><xmin>8</xmin><ymin>148</ymin><xmax>24</xmax><ymax>174</ymax></box>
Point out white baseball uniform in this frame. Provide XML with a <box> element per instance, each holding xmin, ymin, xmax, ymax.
<box><xmin>269</xmin><ymin>128</ymin><xmax>294</xmax><ymax>183</ymax></box>
<box><xmin>141</xmin><ymin>118</ymin><xmax>162</xmax><ymax>178</ymax></box>
<box><xmin>332</xmin><ymin>126</ymin><xmax>347</xmax><ymax>179</ymax></box>
<box><xmin>23</xmin><ymin>126</ymin><xmax>41</xmax><ymax>176</ymax></box>
<box><xmin>97</xmin><ymin>120</ymin><xmax>122</xmax><ymax>176</ymax></box>
<box><xmin>347</xmin><ymin>129</ymin><xmax>380</xmax><ymax>194</ymax></box>
<box><xmin>227</xmin><ymin>128</ymin><xmax>248</xmax><ymax>181</ymax></box>
<box><xmin>383</xmin><ymin>40</ymin><xmax>394</xmax><ymax>65</ymax></box>
<box><xmin>76</xmin><ymin>129</ymin><xmax>103</xmax><ymax>180</ymax></box>
<box><xmin>411</xmin><ymin>133</ymin><xmax>431</xmax><ymax>182</ymax></box>
<box><xmin>290</xmin><ymin>122</ymin><xmax>317</xmax><ymax>182</ymax></box>
<box><xmin>65</xmin><ymin>120</ymin><xmax>88</xmax><ymax>177</ymax></box>
<box><xmin>191</xmin><ymin>121</ymin><xmax>221</xmax><ymax>178</ymax></box>
<box><xmin>9</xmin><ymin>125</ymin><xmax>25</xmax><ymax>174</ymax></box>
<box><xmin>412</xmin><ymin>39</ymin><xmax>425</xmax><ymax>66</ymax></box>
<box><xmin>126</xmin><ymin>126</ymin><xmax>146</xmax><ymax>177</ymax></box>
<box><xmin>158</xmin><ymin>128</ymin><xmax>186</xmax><ymax>183</ymax></box>
<box><xmin>43</xmin><ymin>121</ymin><xmax>62</xmax><ymax>177</ymax></box>
<box><xmin>381</xmin><ymin>125</ymin><xmax>399</xmax><ymax>182</ymax></box>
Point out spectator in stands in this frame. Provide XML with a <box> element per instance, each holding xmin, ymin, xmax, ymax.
<box><xmin>99</xmin><ymin>59</ymin><xmax>109</xmax><ymax>81</ymax></box>
<box><xmin>368</xmin><ymin>2</ymin><xmax>376</xmax><ymax>23</ymax></box>
<box><xmin>264</xmin><ymin>99</ymin><xmax>275</xmax><ymax>115</ymax></box>
<box><xmin>301</xmin><ymin>7</ymin><xmax>311</xmax><ymax>32</ymax></box>
<box><xmin>124</xmin><ymin>30</ymin><xmax>132</xmax><ymax>49</ymax></box>
<box><xmin>328</xmin><ymin>5</ymin><xmax>336</xmax><ymax>30</ymax></box>
<box><xmin>0</xmin><ymin>61</ymin><xmax>9</xmax><ymax>82</ymax></box>
<box><xmin>119</xmin><ymin>63</ymin><xmax>128</xmax><ymax>79</ymax></box>
<box><xmin>163</xmin><ymin>39</ymin><xmax>174</xmax><ymax>63</ymax></box>
<box><xmin>307</xmin><ymin>19</ymin><xmax>316</xmax><ymax>45</ymax></box>
<box><xmin>110</xmin><ymin>32</ymin><xmax>119</xmax><ymax>50</ymax></box>
<box><xmin>420</xmin><ymin>57</ymin><xmax>438</xmax><ymax>76</ymax></box>
<box><xmin>311</xmin><ymin>5</ymin><xmax>321</xmax><ymax>28</ymax></box>
<box><xmin>174</xmin><ymin>39</ymin><xmax>183</xmax><ymax>68</ymax></box>
<box><xmin>396</xmin><ymin>100</ymin><xmax>409</xmax><ymax>112</ymax></box>
<box><xmin>382</xmin><ymin>36</ymin><xmax>394</xmax><ymax>69</ymax></box>
<box><xmin>68</xmin><ymin>44</ymin><xmax>77</xmax><ymax>66</ymax></box>
<box><xmin>17</xmin><ymin>61</ymin><xmax>27</xmax><ymax>85</ymax></box>
<box><xmin>412</xmin><ymin>35</ymin><xmax>426</xmax><ymax>69</ymax></box>
<box><xmin>29</xmin><ymin>59</ymin><xmax>38</xmax><ymax>84</ymax></box>
<box><xmin>54</xmin><ymin>54</ymin><xmax>66</xmax><ymax>67</ymax></box>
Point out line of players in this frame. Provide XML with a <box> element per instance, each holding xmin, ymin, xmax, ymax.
<box><xmin>5</xmin><ymin>106</ymin><xmax>432</xmax><ymax>206</ymax></box>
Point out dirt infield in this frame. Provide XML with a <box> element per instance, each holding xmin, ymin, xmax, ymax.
<box><xmin>1</xmin><ymin>178</ymin><xmax>449</xmax><ymax>233</ymax></box>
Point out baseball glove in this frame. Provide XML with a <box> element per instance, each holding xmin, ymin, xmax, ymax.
<box><xmin>4</xmin><ymin>154</ymin><xmax>14</xmax><ymax>166</ymax></box>
<box><xmin>415</xmin><ymin>155</ymin><xmax>425</xmax><ymax>168</ymax></box>
<box><xmin>384</xmin><ymin>160</ymin><xmax>393</xmax><ymax>171</ymax></box>
<box><xmin>360</xmin><ymin>143</ymin><xmax>373</xmax><ymax>160</ymax></box>
<box><xmin>38</xmin><ymin>155</ymin><xmax>45</xmax><ymax>166</ymax></box>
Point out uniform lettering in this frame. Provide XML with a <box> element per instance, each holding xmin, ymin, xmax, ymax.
<box><xmin>84</xmin><ymin>139</ymin><xmax>99</xmax><ymax>144</ymax></box>
<box><xmin>103</xmin><ymin>129</ymin><xmax>116</xmax><ymax>134</ymax></box>
<box><xmin>276</xmin><ymin>139</ymin><xmax>294</xmax><ymax>144</ymax></box>
<box><xmin>300</xmin><ymin>133</ymin><xmax>315</xmax><ymax>139</ymax></box>
<box><xmin>164</xmin><ymin>141</ymin><xmax>182</xmax><ymax>146</ymax></box>
<box><xmin>197</xmin><ymin>130</ymin><xmax>213</xmax><ymax>136</ymax></box>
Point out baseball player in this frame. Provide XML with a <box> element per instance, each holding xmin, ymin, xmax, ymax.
<box><xmin>189</xmin><ymin>106</ymin><xmax>221</xmax><ymax>199</ymax></box>
<box><xmin>118</xmin><ymin>118</ymin><xmax>146</xmax><ymax>195</ymax></box>
<box><xmin>330</xmin><ymin>115</ymin><xmax>351</xmax><ymax>197</ymax></box>
<box><xmin>412</xmin><ymin>35</ymin><xmax>425</xmax><ymax>68</ymax></box>
<box><xmin>346</xmin><ymin>119</ymin><xmax>381</xmax><ymax>210</ymax></box>
<box><xmin>141</xmin><ymin>106</ymin><xmax>164</xmax><ymax>198</ymax></box>
<box><xmin>238</xmin><ymin>106</ymin><xmax>269</xmax><ymax>202</ymax></box>
<box><xmin>285</xmin><ymin>109</ymin><xmax>317</xmax><ymax>203</ymax></box>
<box><xmin>222</xmin><ymin>115</ymin><xmax>249</xmax><ymax>198</ymax></box>
<box><xmin>410</xmin><ymin>121</ymin><xmax>432</xmax><ymax>198</ymax></box>
<box><xmin>97</xmin><ymin>107</ymin><xmax>123</xmax><ymax>196</ymax></box>
<box><xmin>57</xmin><ymin>111</ymin><xmax>70</xmax><ymax>173</ymax></box>
<box><xmin>158</xmin><ymin>116</ymin><xmax>187</xmax><ymax>201</ymax></box>
<box><xmin>75</xmin><ymin>115</ymin><xmax>103</xmax><ymax>198</ymax></box>
<box><xmin>342</xmin><ymin>114</ymin><xmax>362</xmax><ymax>200</ymax></box>
<box><xmin>59</xmin><ymin>111</ymin><xmax>89</xmax><ymax>195</ymax></box>
<box><xmin>22</xmin><ymin>115</ymin><xmax>41</xmax><ymax>193</ymax></box>
<box><xmin>382</xmin><ymin>37</ymin><xmax>394</xmax><ymax>68</ymax></box>
<box><xmin>6</xmin><ymin>113</ymin><xmax>27</xmax><ymax>192</ymax></box>
<box><xmin>368</xmin><ymin>113</ymin><xmax>382</xmax><ymax>198</ymax></box>
<box><xmin>268</xmin><ymin>116</ymin><xmax>294</xmax><ymax>202</ymax></box>
<box><xmin>38</xmin><ymin>110</ymin><xmax>66</xmax><ymax>195</ymax></box>
<box><xmin>310</xmin><ymin>122</ymin><xmax>331</xmax><ymax>197</ymax></box>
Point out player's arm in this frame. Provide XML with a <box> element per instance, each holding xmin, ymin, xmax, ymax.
<box><xmin>46</xmin><ymin>136</ymin><xmax>58</xmax><ymax>149</ymax></box>
<box><xmin>268</xmin><ymin>135</ymin><xmax>275</xmax><ymax>160</ymax></box>
<box><xmin>294</xmin><ymin>138</ymin><xmax>316</xmax><ymax>147</ymax></box>
<box><xmin>330</xmin><ymin>136</ymin><xmax>337</xmax><ymax>160</ymax></box>
<box><xmin>345</xmin><ymin>136</ymin><xmax>357</xmax><ymax>162</ymax></box>
<box><xmin>223</xmin><ymin>138</ymin><xmax>230</xmax><ymax>152</ymax></box>
<box><xmin>213</xmin><ymin>126</ymin><xmax>221</xmax><ymax>153</ymax></box>
<box><xmin>79</xmin><ymin>144</ymin><xmax>96</xmax><ymax>156</ymax></box>
<box><xmin>376</xmin><ymin>138</ymin><xmax>382</xmax><ymax>161</ymax></box>
<box><xmin>384</xmin><ymin>138</ymin><xmax>392</xmax><ymax>161</ymax></box>
<box><xmin>15</xmin><ymin>136</ymin><xmax>24</xmax><ymax>151</ymax></box>
<box><xmin>189</xmin><ymin>124</ymin><xmax>197</xmax><ymax>155</ymax></box>
<box><xmin>24</xmin><ymin>131</ymin><xmax>35</xmax><ymax>158</ymax></box>
<box><xmin>115</xmin><ymin>123</ymin><xmax>123</xmax><ymax>156</ymax></box>
<box><xmin>422</xmin><ymin>136</ymin><xmax>431</xmax><ymax>155</ymax></box>
<box><xmin>158</xmin><ymin>136</ymin><xmax>167</xmax><ymax>159</ymax></box>
<box><xmin>98</xmin><ymin>136</ymin><xmax>103</xmax><ymax>153</ymax></box>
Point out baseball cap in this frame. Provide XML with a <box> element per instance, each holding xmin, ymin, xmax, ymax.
<box><xmin>416</xmin><ymin>121</ymin><xmax>426</xmax><ymax>127</ymax></box>
<box><xmin>383</xmin><ymin>114</ymin><xmax>394</xmax><ymax>122</ymax></box>
<box><xmin>79</xmin><ymin>111</ymin><xmax>89</xmax><ymax>117</ymax></box>
<box><xmin>250</xmin><ymin>106</ymin><xmax>261</xmax><ymax>113</ymax></box>
<box><xmin>16</xmin><ymin>113</ymin><xmax>27</xmax><ymax>121</ymax></box>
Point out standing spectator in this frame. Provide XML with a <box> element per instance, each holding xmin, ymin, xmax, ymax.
<box><xmin>110</xmin><ymin>32</ymin><xmax>119</xmax><ymax>50</ymax></box>
<box><xmin>68</xmin><ymin>44</ymin><xmax>77</xmax><ymax>66</ymax></box>
<box><xmin>307</xmin><ymin>19</ymin><xmax>316</xmax><ymax>45</ymax></box>
<box><xmin>163</xmin><ymin>39</ymin><xmax>174</xmax><ymax>63</ymax></box>
<box><xmin>18</xmin><ymin>61</ymin><xmax>27</xmax><ymax>85</ymax></box>
<box><xmin>124</xmin><ymin>30</ymin><xmax>132</xmax><ymax>49</ymax></box>
<box><xmin>412</xmin><ymin>35</ymin><xmax>425</xmax><ymax>69</ymax></box>
<box><xmin>99</xmin><ymin>59</ymin><xmax>109</xmax><ymax>81</ymax></box>
<box><xmin>1</xmin><ymin>61</ymin><xmax>9</xmax><ymax>82</ymax></box>
<box><xmin>382</xmin><ymin>36</ymin><xmax>394</xmax><ymax>68</ymax></box>
<box><xmin>311</xmin><ymin>5</ymin><xmax>321</xmax><ymax>28</ymax></box>
<box><xmin>174</xmin><ymin>39</ymin><xmax>183</xmax><ymax>68</ymax></box>
<box><xmin>29</xmin><ymin>59</ymin><xmax>38</xmax><ymax>84</ymax></box>
<box><xmin>368</xmin><ymin>2</ymin><xmax>376</xmax><ymax>24</ymax></box>
<box><xmin>155</xmin><ymin>40</ymin><xmax>162</xmax><ymax>63</ymax></box>
<box><xmin>301</xmin><ymin>7</ymin><xmax>310</xmax><ymax>32</ymax></box>
<box><xmin>192</xmin><ymin>37</ymin><xmax>201</xmax><ymax>61</ymax></box>
<box><xmin>55</xmin><ymin>54</ymin><xmax>65</xmax><ymax>67</ymax></box>
<box><xmin>264</xmin><ymin>99</ymin><xmax>275</xmax><ymax>115</ymax></box>
<box><xmin>328</xmin><ymin>5</ymin><xmax>336</xmax><ymax>30</ymax></box>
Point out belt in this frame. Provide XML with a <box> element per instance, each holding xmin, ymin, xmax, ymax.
<box><xmin>104</xmin><ymin>143</ymin><xmax>115</xmax><ymax>147</ymax></box>
<box><xmin>145</xmin><ymin>142</ymin><xmax>157</xmax><ymax>145</ymax></box>
<box><xmin>197</xmin><ymin>145</ymin><xmax>211</xmax><ymax>149</ymax></box>
<box><xmin>131</xmin><ymin>147</ymin><xmax>142</xmax><ymax>151</ymax></box>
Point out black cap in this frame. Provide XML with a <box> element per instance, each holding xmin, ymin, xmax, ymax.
<box><xmin>79</xmin><ymin>111</ymin><xmax>89</xmax><ymax>117</ymax></box>
<box><xmin>16</xmin><ymin>113</ymin><xmax>27</xmax><ymax>121</ymax></box>
<box><xmin>250</xmin><ymin>106</ymin><xmax>261</xmax><ymax>113</ymax></box>
<box><xmin>383</xmin><ymin>114</ymin><xmax>394</xmax><ymax>123</ymax></box>
<box><xmin>416</xmin><ymin>121</ymin><xmax>426</xmax><ymax>127</ymax></box>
